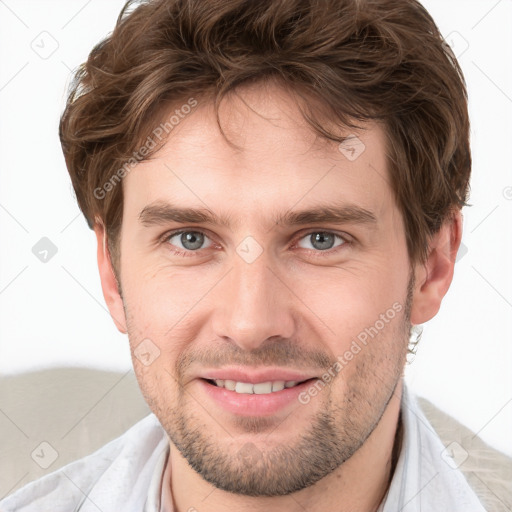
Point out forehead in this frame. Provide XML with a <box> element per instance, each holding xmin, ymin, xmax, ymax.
<box><xmin>122</xmin><ymin>82</ymin><xmax>393</xmax><ymax>224</ymax></box>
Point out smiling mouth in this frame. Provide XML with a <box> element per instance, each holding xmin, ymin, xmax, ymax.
<box><xmin>202</xmin><ymin>377</ymin><xmax>317</xmax><ymax>394</ymax></box>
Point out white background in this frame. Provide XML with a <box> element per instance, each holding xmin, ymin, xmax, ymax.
<box><xmin>0</xmin><ymin>0</ymin><xmax>511</xmax><ymax>456</ymax></box>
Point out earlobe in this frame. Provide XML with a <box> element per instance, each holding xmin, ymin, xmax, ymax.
<box><xmin>409</xmin><ymin>211</ymin><xmax>463</xmax><ymax>325</ymax></box>
<box><xmin>94</xmin><ymin>222</ymin><xmax>128</xmax><ymax>334</ymax></box>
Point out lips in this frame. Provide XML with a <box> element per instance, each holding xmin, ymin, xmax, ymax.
<box><xmin>192</xmin><ymin>367</ymin><xmax>321</xmax><ymax>415</ymax></box>
<box><xmin>197</xmin><ymin>376</ymin><xmax>319</xmax><ymax>416</ymax></box>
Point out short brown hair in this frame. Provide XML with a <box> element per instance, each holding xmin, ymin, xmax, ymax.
<box><xmin>59</xmin><ymin>0</ymin><xmax>471</xmax><ymax>268</ymax></box>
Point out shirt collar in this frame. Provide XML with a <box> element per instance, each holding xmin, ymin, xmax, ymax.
<box><xmin>377</xmin><ymin>381</ymin><xmax>485</xmax><ymax>511</ymax></box>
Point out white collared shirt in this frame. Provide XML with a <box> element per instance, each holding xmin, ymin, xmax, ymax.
<box><xmin>0</xmin><ymin>381</ymin><xmax>487</xmax><ymax>512</ymax></box>
<box><xmin>376</xmin><ymin>383</ymin><xmax>485</xmax><ymax>511</ymax></box>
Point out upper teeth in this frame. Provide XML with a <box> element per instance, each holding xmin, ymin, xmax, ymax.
<box><xmin>213</xmin><ymin>379</ymin><xmax>300</xmax><ymax>394</ymax></box>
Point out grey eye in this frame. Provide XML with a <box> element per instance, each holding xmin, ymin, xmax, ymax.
<box><xmin>298</xmin><ymin>232</ymin><xmax>345</xmax><ymax>251</ymax></box>
<box><xmin>168</xmin><ymin>231</ymin><xmax>211</xmax><ymax>251</ymax></box>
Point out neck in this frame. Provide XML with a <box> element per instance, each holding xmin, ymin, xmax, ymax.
<box><xmin>168</xmin><ymin>378</ymin><xmax>404</xmax><ymax>512</ymax></box>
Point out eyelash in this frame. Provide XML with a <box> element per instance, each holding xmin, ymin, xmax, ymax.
<box><xmin>160</xmin><ymin>229</ymin><xmax>351</xmax><ymax>259</ymax></box>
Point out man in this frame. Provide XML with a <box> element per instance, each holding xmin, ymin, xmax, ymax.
<box><xmin>0</xmin><ymin>0</ymin><xmax>507</xmax><ymax>510</ymax></box>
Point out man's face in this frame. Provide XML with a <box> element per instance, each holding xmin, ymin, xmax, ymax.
<box><xmin>115</xmin><ymin>82</ymin><xmax>412</xmax><ymax>496</ymax></box>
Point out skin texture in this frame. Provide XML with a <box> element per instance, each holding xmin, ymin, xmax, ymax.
<box><xmin>95</xmin><ymin>81</ymin><xmax>462</xmax><ymax>512</ymax></box>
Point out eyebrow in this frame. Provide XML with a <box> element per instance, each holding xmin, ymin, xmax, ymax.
<box><xmin>138</xmin><ymin>201</ymin><xmax>377</xmax><ymax>229</ymax></box>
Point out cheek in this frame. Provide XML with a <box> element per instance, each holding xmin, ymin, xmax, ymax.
<box><xmin>295</xmin><ymin>260</ymin><xmax>407</xmax><ymax>336</ymax></box>
<box><xmin>121</xmin><ymin>259</ymin><xmax>206</xmax><ymax>327</ymax></box>
<box><xmin>121</xmin><ymin>262</ymin><xmax>219</xmax><ymax>373</ymax></box>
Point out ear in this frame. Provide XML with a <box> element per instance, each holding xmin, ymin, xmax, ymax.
<box><xmin>410</xmin><ymin>210</ymin><xmax>463</xmax><ymax>325</ymax></box>
<box><xmin>94</xmin><ymin>222</ymin><xmax>127</xmax><ymax>333</ymax></box>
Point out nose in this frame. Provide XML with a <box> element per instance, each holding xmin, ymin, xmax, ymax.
<box><xmin>211</xmin><ymin>250</ymin><xmax>296</xmax><ymax>351</ymax></box>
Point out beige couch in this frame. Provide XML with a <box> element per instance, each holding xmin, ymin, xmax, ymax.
<box><xmin>1</xmin><ymin>368</ymin><xmax>510</xmax><ymax>510</ymax></box>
